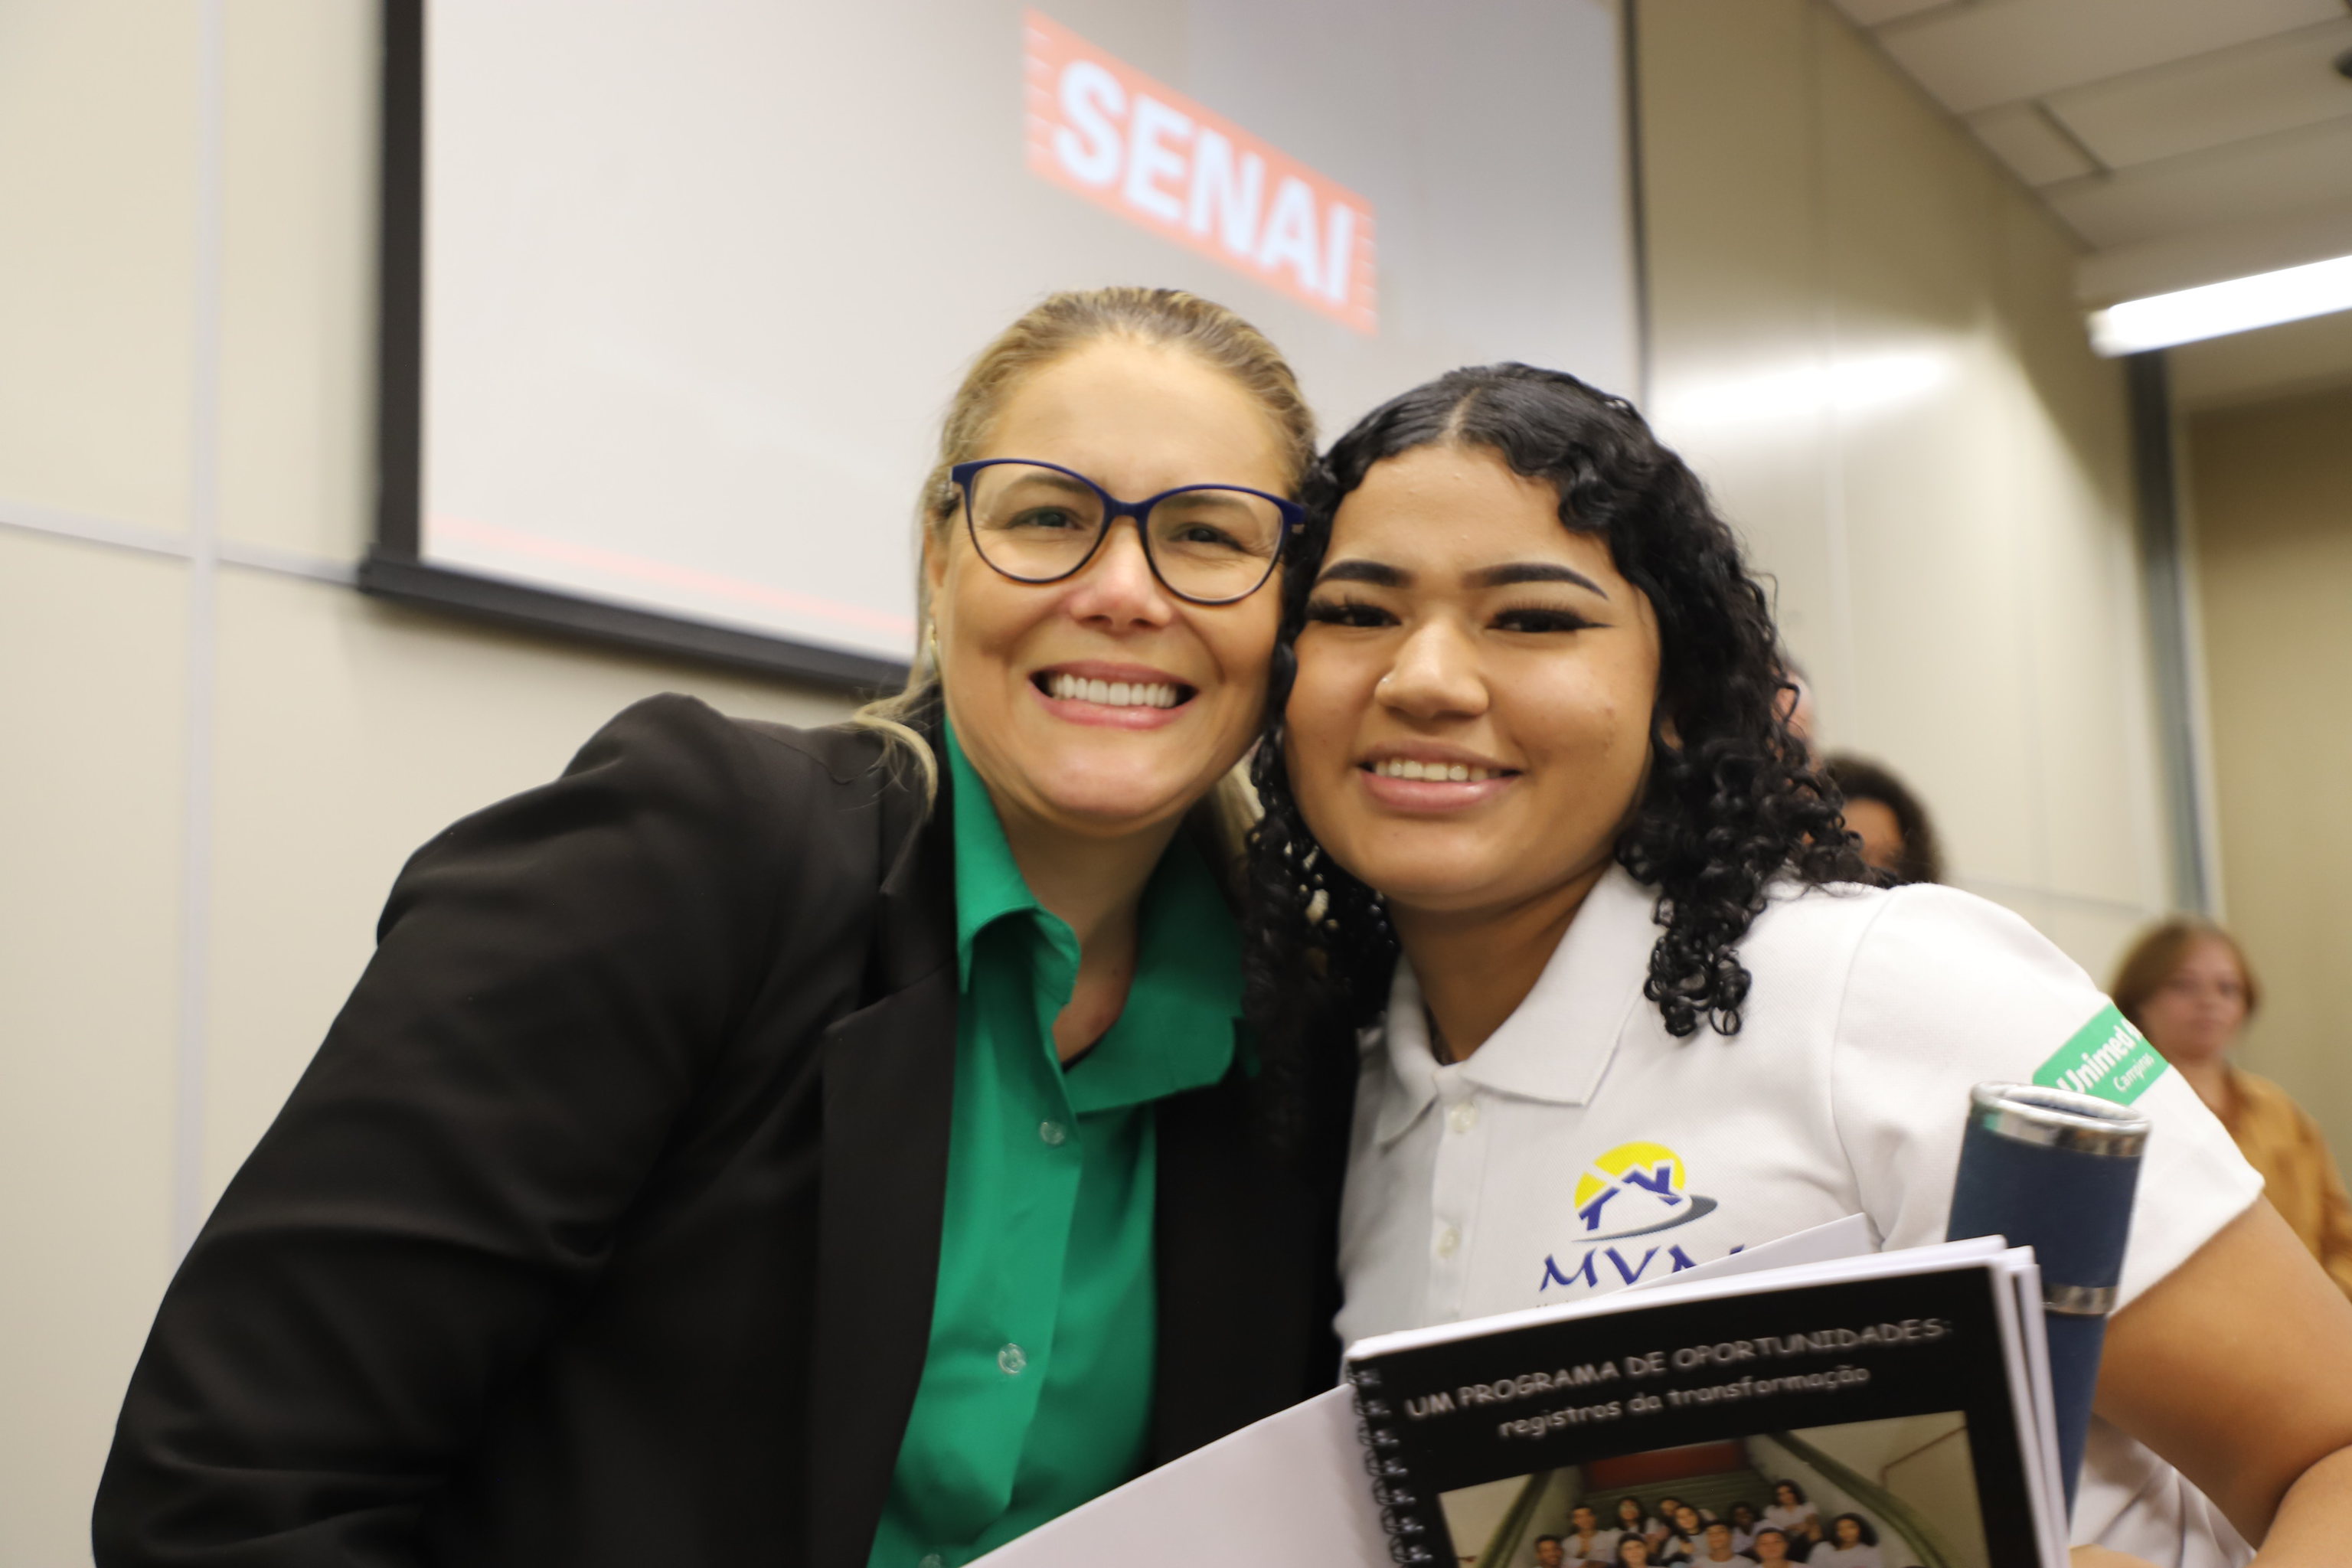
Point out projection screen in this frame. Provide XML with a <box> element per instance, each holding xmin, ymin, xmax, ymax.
<box><xmin>367</xmin><ymin>0</ymin><xmax>1640</xmax><ymax>690</ymax></box>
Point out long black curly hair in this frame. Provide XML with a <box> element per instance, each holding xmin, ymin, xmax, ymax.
<box><xmin>1243</xmin><ymin>363</ymin><xmax>1864</xmax><ymax>1079</ymax></box>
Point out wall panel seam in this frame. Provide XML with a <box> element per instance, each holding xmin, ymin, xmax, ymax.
<box><xmin>175</xmin><ymin>0</ymin><xmax>228</xmax><ymax>1260</ymax></box>
<box><xmin>0</xmin><ymin>503</ymin><xmax>357</xmax><ymax>586</ymax></box>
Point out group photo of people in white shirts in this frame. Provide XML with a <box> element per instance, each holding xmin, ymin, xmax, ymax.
<box><xmin>1443</xmin><ymin>1416</ymin><xmax>1977</xmax><ymax>1568</ymax></box>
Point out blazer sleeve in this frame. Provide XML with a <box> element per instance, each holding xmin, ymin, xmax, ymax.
<box><xmin>93</xmin><ymin>694</ymin><xmax>848</xmax><ymax>1566</ymax></box>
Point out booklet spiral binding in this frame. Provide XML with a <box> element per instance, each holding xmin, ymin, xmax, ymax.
<box><xmin>1345</xmin><ymin>1362</ymin><xmax>1440</xmax><ymax>1565</ymax></box>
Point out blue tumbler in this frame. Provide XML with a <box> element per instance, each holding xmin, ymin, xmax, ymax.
<box><xmin>1945</xmin><ymin>1083</ymin><xmax>2151</xmax><ymax>1516</ymax></box>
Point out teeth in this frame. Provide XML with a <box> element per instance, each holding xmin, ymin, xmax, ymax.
<box><xmin>1370</xmin><ymin>758</ymin><xmax>1501</xmax><ymax>782</ymax></box>
<box><xmin>1047</xmin><ymin>673</ymin><xmax>1181</xmax><ymax>709</ymax></box>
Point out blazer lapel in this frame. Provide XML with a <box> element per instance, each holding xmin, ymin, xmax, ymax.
<box><xmin>808</xmin><ymin>748</ymin><xmax>959</xmax><ymax>1568</ymax></box>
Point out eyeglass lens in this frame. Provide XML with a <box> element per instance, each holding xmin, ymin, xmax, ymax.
<box><xmin>965</xmin><ymin>463</ymin><xmax>1282</xmax><ymax>602</ymax></box>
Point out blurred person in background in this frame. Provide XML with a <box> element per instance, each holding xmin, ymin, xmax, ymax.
<box><xmin>2115</xmin><ymin>919</ymin><xmax>2352</xmax><ymax>1298</ymax></box>
<box><xmin>1810</xmin><ymin>1514</ymin><xmax>1885</xmax><ymax>1568</ymax></box>
<box><xmin>1726</xmin><ymin>1501</ymin><xmax>1763</xmax><ymax>1553</ymax></box>
<box><xmin>1825</xmin><ymin>753</ymin><xmax>1944</xmax><ymax>886</ymax></box>
<box><xmin>1763</xmin><ymin>1481</ymin><xmax>1821</xmax><ymax>1550</ymax></box>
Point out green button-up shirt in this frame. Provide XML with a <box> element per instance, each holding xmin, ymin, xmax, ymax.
<box><xmin>866</xmin><ymin>722</ymin><xmax>1242</xmax><ymax>1568</ymax></box>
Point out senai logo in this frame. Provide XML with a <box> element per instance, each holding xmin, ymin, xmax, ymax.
<box><xmin>1540</xmin><ymin>1140</ymin><xmax>1724</xmax><ymax>1295</ymax></box>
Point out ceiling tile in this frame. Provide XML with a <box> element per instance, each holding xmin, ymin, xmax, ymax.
<box><xmin>2043</xmin><ymin>117</ymin><xmax>2352</xmax><ymax>249</ymax></box>
<box><xmin>1877</xmin><ymin>0</ymin><xmax>2346</xmax><ymax>115</ymax></box>
<box><xmin>1966</xmin><ymin>102</ymin><xmax>2100</xmax><ymax>185</ymax></box>
<box><xmin>2048</xmin><ymin>21</ymin><xmax>2352</xmax><ymax>170</ymax></box>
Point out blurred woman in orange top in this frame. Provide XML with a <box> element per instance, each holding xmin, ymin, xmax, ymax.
<box><xmin>2115</xmin><ymin>918</ymin><xmax>2352</xmax><ymax>1298</ymax></box>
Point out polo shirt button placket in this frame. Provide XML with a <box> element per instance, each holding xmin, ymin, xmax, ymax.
<box><xmin>1427</xmin><ymin>1072</ymin><xmax>1485</xmax><ymax>1321</ymax></box>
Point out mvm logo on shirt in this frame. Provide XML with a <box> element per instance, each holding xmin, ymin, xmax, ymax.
<box><xmin>1540</xmin><ymin>1141</ymin><xmax>1722</xmax><ymax>1294</ymax></box>
<box><xmin>1023</xmin><ymin>9</ymin><xmax>1378</xmax><ymax>334</ymax></box>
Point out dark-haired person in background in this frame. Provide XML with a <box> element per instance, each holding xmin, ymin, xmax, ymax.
<box><xmin>1564</xmin><ymin>1504</ymin><xmax>1622</xmax><ymax>1564</ymax></box>
<box><xmin>2115</xmin><ymin>918</ymin><xmax>2352</xmax><ymax>1298</ymax></box>
<box><xmin>1824</xmin><ymin>753</ymin><xmax>1943</xmax><ymax>886</ymax></box>
<box><xmin>1619</xmin><ymin>1494</ymin><xmax>1665</xmax><ymax>1550</ymax></box>
<box><xmin>1726</xmin><ymin>1501</ymin><xmax>1765</xmax><ymax>1555</ymax></box>
<box><xmin>1243</xmin><ymin>362</ymin><xmax>2352</xmax><ymax>1567</ymax></box>
<box><xmin>1809</xmin><ymin>1514</ymin><xmax>1884</xmax><ymax>1568</ymax></box>
<box><xmin>1763</xmin><ymin>1482</ymin><xmax>1820</xmax><ymax>1551</ymax></box>
<box><xmin>1696</xmin><ymin>1522</ymin><xmax>1750</xmax><ymax>1566</ymax></box>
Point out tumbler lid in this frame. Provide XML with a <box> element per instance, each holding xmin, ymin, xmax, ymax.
<box><xmin>1968</xmin><ymin>1082</ymin><xmax>2151</xmax><ymax>1158</ymax></box>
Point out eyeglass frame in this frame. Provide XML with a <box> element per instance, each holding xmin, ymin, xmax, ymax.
<box><xmin>949</xmin><ymin>458</ymin><xmax>1302</xmax><ymax>606</ymax></box>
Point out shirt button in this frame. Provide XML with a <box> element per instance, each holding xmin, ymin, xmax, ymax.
<box><xmin>1446</xmin><ymin>1102</ymin><xmax>1478</xmax><ymax>1134</ymax></box>
<box><xmin>998</xmin><ymin>1342</ymin><xmax>1027</xmax><ymax>1375</ymax></box>
<box><xmin>1037</xmin><ymin>1119</ymin><xmax>1068</xmax><ymax>1147</ymax></box>
<box><xmin>1436</xmin><ymin>1225</ymin><xmax>1460</xmax><ymax>1259</ymax></box>
<box><xmin>920</xmin><ymin>1557</ymin><xmax>945</xmax><ymax>1568</ymax></box>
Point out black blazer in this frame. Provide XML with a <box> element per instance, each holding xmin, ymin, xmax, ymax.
<box><xmin>95</xmin><ymin>694</ymin><xmax>1344</xmax><ymax>1567</ymax></box>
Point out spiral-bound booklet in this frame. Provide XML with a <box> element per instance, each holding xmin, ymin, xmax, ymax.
<box><xmin>969</xmin><ymin>1225</ymin><xmax>2065</xmax><ymax>1568</ymax></box>
<box><xmin>1345</xmin><ymin>1237</ymin><xmax>2065</xmax><ymax>1568</ymax></box>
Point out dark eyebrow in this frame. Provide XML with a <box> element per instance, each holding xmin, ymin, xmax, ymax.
<box><xmin>1467</xmin><ymin>560</ymin><xmax>1609</xmax><ymax>597</ymax></box>
<box><xmin>1313</xmin><ymin>558</ymin><xmax>1408</xmax><ymax>588</ymax></box>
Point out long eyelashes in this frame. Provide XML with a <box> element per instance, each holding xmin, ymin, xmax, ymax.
<box><xmin>1302</xmin><ymin>596</ymin><xmax>1393</xmax><ymax>628</ymax></box>
<box><xmin>1492</xmin><ymin>606</ymin><xmax>1600</xmax><ymax>633</ymax></box>
<box><xmin>1302</xmin><ymin>596</ymin><xmax>1599</xmax><ymax>634</ymax></box>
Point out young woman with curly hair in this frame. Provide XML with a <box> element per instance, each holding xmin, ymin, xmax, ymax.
<box><xmin>1244</xmin><ymin>364</ymin><xmax>2352</xmax><ymax>1568</ymax></box>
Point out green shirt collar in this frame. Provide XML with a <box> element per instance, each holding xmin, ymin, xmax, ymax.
<box><xmin>944</xmin><ymin>718</ymin><xmax>1240</xmax><ymax>1109</ymax></box>
<box><xmin>946</xmin><ymin>717</ymin><xmax>1045</xmax><ymax>989</ymax></box>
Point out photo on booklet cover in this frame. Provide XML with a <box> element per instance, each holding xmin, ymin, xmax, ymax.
<box><xmin>1435</xmin><ymin>1413</ymin><xmax>1987</xmax><ymax>1568</ymax></box>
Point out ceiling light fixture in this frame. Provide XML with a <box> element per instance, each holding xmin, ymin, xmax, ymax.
<box><xmin>2087</xmin><ymin>253</ymin><xmax>2352</xmax><ymax>356</ymax></box>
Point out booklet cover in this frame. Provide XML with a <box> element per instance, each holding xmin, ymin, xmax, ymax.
<box><xmin>1344</xmin><ymin>1247</ymin><xmax>2061</xmax><ymax>1568</ymax></box>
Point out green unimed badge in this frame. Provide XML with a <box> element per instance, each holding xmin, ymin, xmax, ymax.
<box><xmin>2034</xmin><ymin>1002</ymin><xmax>2168</xmax><ymax>1106</ymax></box>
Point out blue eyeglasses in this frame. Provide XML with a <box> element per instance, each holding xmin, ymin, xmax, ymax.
<box><xmin>951</xmin><ymin>459</ymin><xmax>1299</xmax><ymax>606</ymax></box>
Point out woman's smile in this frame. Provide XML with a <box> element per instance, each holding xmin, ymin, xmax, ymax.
<box><xmin>1356</xmin><ymin>745</ymin><xmax>1520</xmax><ymax>810</ymax></box>
<box><xmin>1030</xmin><ymin>659</ymin><xmax>1198</xmax><ymax>729</ymax></box>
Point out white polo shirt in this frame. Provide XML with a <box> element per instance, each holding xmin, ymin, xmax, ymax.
<box><xmin>1337</xmin><ymin>865</ymin><xmax>2264</xmax><ymax>1568</ymax></box>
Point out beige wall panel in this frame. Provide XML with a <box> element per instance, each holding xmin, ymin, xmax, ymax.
<box><xmin>1638</xmin><ymin>0</ymin><xmax>1846</xmax><ymax>681</ymax></box>
<box><xmin>0</xmin><ymin>534</ymin><xmax>186</xmax><ymax>1563</ymax></box>
<box><xmin>2027</xmin><ymin>899</ymin><xmax>2160</xmax><ymax>998</ymax></box>
<box><xmin>0</xmin><ymin>2</ymin><xmax>198</xmax><ymax>531</ymax></box>
<box><xmin>1991</xmin><ymin>199</ymin><xmax>2164</xmax><ymax>911</ymax></box>
<box><xmin>204</xmin><ymin>570</ymin><xmax>856</xmax><ymax>1200</ymax></box>
<box><xmin>1814</xmin><ymin>24</ymin><xmax>2047</xmax><ymax>890</ymax></box>
<box><xmin>2189</xmin><ymin>385</ymin><xmax>2352</xmax><ymax>1153</ymax></box>
<box><xmin>217</xmin><ymin>0</ymin><xmax>377</xmax><ymax>561</ymax></box>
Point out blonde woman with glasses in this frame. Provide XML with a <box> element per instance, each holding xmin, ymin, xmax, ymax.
<box><xmin>96</xmin><ymin>289</ymin><xmax>1342</xmax><ymax>1568</ymax></box>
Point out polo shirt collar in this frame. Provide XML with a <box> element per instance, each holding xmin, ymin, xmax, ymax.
<box><xmin>1374</xmin><ymin>862</ymin><xmax>1658</xmax><ymax>1145</ymax></box>
<box><xmin>943</xmin><ymin>719</ymin><xmax>1239</xmax><ymax>1112</ymax></box>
